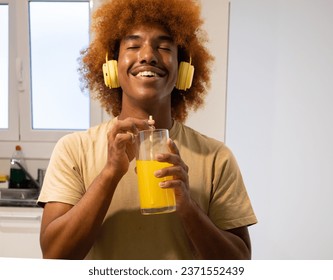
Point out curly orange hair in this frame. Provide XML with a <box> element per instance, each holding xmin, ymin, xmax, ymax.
<box><xmin>79</xmin><ymin>0</ymin><xmax>214</xmax><ymax>122</ymax></box>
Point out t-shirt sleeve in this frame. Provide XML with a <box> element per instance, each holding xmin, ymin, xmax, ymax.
<box><xmin>208</xmin><ymin>145</ymin><xmax>257</xmax><ymax>230</ymax></box>
<box><xmin>37</xmin><ymin>133</ymin><xmax>86</xmax><ymax>207</ymax></box>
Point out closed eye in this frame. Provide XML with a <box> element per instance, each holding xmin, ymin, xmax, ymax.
<box><xmin>158</xmin><ymin>46</ymin><xmax>171</xmax><ymax>51</ymax></box>
<box><xmin>127</xmin><ymin>46</ymin><xmax>140</xmax><ymax>50</ymax></box>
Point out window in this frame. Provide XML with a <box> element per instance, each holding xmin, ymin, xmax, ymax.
<box><xmin>0</xmin><ymin>4</ymin><xmax>9</xmax><ymax>129</ymax></box>
<box><xmin>29</xmin><ymin>1</ymin><xmax>90</xmax><ymax>130</ymax></box>
<box><xmin>0</xmin><ymin>0</ymin><xmax>18</xmax><ymax>142</ymax></box>
<box><xmin>0</xmin><ymin>0</ymin><xmax>102</xmax><ymax>158</ymax></box>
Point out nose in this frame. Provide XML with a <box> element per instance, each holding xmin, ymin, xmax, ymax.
<box><xmin>139</xmin><ymin>45</ymin><xmax>158</xmax><ymax>65</ymax></box>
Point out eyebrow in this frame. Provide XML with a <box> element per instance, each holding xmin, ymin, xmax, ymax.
<box><xmin>123</xmin><ymin>34</ymin><xmax>174</xmax><ymax>42</ymax></box>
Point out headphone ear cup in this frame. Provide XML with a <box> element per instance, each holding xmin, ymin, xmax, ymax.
<box><xmin>108</xmin><ymin>60</ymin><xmax>120</xmax><ymax>88</ymax></box>
<box><xmin>186</xmin><ymin>64</ymin><xmax>194</xmax><ymax>89</ymax></box>
<box><xmin>102</xmin><ymin>60</ymin><xmax>120</xmax><ymax>89</ymax></box>
<box><xmin>175</xmin><ymin>61</ymin><xmax>194</xmax><ymax>91</ymax></box>
<box><xmin>103</xmin><ymin>62</ymin><xmax>112</xmax><ymax>88</ymax></box>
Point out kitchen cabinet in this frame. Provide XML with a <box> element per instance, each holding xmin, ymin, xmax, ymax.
<box><xmin>0</xmin><ymin>207</ymin><xmax>43</xmax><ymax>258</ymax></box>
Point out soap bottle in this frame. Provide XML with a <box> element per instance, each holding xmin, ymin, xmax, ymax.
<box><xmin>9</xmin><ymin>145</ymin><xmax>27</xmax><ymax>188</ymax></box>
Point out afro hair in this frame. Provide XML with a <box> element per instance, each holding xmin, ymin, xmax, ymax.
<box><xmin>79</xmin><ymin>0</ymin><xmax>214</xmax><ymax>122</ymax></box>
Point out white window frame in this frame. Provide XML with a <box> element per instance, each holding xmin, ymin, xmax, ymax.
<box><xmin>0</xmin><ymin>0</ymin><xmax>19</xmax><ymax>141</ymax></box>
<box><xmin>0</xmin><ymin>0</ymin><xmax>102</xmax><ymax>159</ymax></box>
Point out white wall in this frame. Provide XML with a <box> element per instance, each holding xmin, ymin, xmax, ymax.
<box><xmin>226</xmin><ymin>0</ymin><xmax>333</xmax><ymax>259</ymax></box>
<box><xmin>186</xmin><ymin>0</ymin><xmax>229</xmax><ymax>141</ymax></box>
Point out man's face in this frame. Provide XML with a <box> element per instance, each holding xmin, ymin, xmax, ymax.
<box><xmin>117</xmin><ymin>24</ymin><xmax>178</xmax><ymax>106</ymax></box>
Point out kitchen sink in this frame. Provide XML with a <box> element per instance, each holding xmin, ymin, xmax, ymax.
<box><xmin>0</xmin><ymin>188</ymin><xmax>40</xmax><ymax>207</ymax></box>
<box><xmin>0</xmin><ymin>188</ymin><xmax>39</xmax><ymax>200</ymax></box>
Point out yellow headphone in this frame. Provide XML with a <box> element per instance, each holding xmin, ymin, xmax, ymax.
<box><xmin>102</xmin><ymin>53</ymin><xmax>120</xmax><ymax>89</ymax></box>
<box><xmin>102</xmin><ymin>53</ymin><xmax>194</xmax><ymax>91</ymax></box>
<box><xmin>175</xmin><ymin>57</ymin><xmax>195</xmax><ymax>91</ymax></box>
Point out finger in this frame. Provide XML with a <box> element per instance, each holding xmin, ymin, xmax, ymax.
<box><xmin>167</xmin><ymin>138</ymin><xmax>181</xmax><ymax>156</ymax></box>
<box><xmin>126</xmin><ymin>131</ymin><xmax>135</xmax><ymax>144</ymax></box>
<box><xmin>112</xmin><ymin>117</ymin><xmax>151</xmax><ymax>135</ymax></box>
<box><xmin>155</xmin><ymin>152</ymin><xmax>188</xmax><ymax>173</ymax></box>
<box><xmin>154</xmin><ymin>164</ymin><xmax>188</xmax><ymax>182</ymax></box>
<box><xmin>114</xmin><ymin>132</ymin><xmax>131</xmax><ymax>149</ymax></box>
<box><xmin>108</xmin><ymin>118</ymin><xmax>151</xmax><ymax>144</ymax></box>
<box><xmin>159</xmin><ymin>178</ymin><xmax>184</xmax><ymax>189</ymax></box>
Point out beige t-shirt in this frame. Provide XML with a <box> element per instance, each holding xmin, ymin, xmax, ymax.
<box><xmin>38</xmin><ymin>118</ymin><xmax>257</xmax><ymax>259</ymax></box>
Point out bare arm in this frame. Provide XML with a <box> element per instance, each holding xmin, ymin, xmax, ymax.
<box><xmin>40</xmin><ymin>118</ymin><xmax>150</xmax><ymax>259</ymax></box>
<box><xmin>177</xmin><ymin>199</ymin><xmax>251</xmax><ymax>259</ymax></box>
<box><xmin>40</xmin><ymin>167</ymin><xmax>120</xmax><ymax>259</ymax></box>
<box><xmin>156</xmin><ymin>139</ymin><xmax>252</xmax><ymax>260</ymax></box>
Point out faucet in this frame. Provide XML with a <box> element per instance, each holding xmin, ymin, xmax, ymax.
<box><xmin>10</xmin><ymin>159</ymin><xmax>41</xmax><ymax>189</ymax></box>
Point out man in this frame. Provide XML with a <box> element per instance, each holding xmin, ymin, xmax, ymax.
<box><xmin>38</xmin><ymin>0</ymin><xmax>257</xmax><ymax>259</ymax></box>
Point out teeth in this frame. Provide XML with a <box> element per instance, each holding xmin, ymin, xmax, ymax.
<box><xmin>137</xmin><ymin>71</ymin><xmax>158</xmax><ymax>77</ymax></box>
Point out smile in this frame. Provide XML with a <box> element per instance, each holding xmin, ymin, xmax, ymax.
<box><xmin>136</xmin><ymin>71</ymin><xmax>160</xmax><ymax>77</ymax></box>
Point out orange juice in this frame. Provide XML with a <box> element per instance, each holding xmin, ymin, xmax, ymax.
<box><xmin>136</xmin><ymin>160</ymin><xmax>176</xmax><ymax>214</ymax></box>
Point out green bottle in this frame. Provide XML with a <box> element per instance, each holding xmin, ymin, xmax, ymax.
<box><xmin>9</xmin><ymin>145</ymin><xmax>27</xmax><ymax>188</ymax></box>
